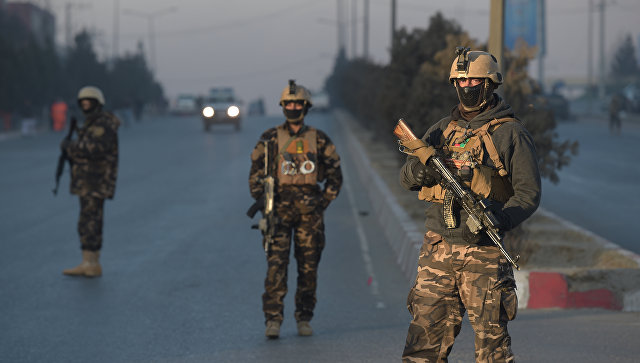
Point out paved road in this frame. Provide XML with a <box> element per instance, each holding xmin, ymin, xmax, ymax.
<box><xmin>1</xmin><ymin>113</ymin><xmax>638</xmax><ymax>362</ymax></box>
<box><xmin>540</xmin><ymin>116</ymin><xmax>640</xmax><ymax>254</ymax></box>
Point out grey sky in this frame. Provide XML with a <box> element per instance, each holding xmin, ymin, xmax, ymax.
<box><xmin>39</xmin><ymin>0</ymin><xmax>640</xmax><ymax>114</ymax></box>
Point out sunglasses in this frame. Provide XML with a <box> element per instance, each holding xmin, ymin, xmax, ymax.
<box><xmin>283</xmin><ymin>100</ymin><xmax>306</xmax><ymax>106</ymax></box>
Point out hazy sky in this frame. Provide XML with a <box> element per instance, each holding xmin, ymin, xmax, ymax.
<box><xmin>37</xmin><ymin>0</ymin><xmax>640</xmax><ymax>114</ymax></box>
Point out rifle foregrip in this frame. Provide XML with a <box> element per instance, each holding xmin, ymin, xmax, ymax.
<box><xmin>393</xmin><ymin>119</ymin><xmax>418</xmax><ymax>142</ymax></box>
<box><xmin>394</xmin><ymin>119</ymin><xmax>435</xmax><ymax>165</ymax></box>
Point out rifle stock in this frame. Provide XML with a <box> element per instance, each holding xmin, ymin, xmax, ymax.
<box><xmin>393</xmin><ymin>119</ymin><xmax>520</xmax><ymax>270</ymax></box>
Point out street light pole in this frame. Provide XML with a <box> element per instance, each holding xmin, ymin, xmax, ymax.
<box><xmin>123</xmin><ymin>6</ymin><xmax>177</xmax><ymax>73</ymax></box>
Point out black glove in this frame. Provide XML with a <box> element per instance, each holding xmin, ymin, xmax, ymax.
<box><xmin>318</xmin><ymin>196</ymin><xmax>331</xmax><ymax>211</ymax></box>
<box><xmin>411</xmin><ymin>160</ymin><xmax>439</xmax><ymax>188</ymax></box>
<box><xmin>483</xmin><ymin>202</ymin><xmax>512</xmax><ymax>232</ymax></box>
<box><xmin>60</xmin><ymin>139</ymin><xmax>73</xmax><ymax>152</ymax></box>
<box><xmin>462</xmin><ymin>201</ymin><xmax>511</xmax><ymax>244</ymax></box>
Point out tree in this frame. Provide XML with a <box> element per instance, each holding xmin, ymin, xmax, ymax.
<box><xmin>609</xmin><ymin>33</ymin><xmax>640</xmax><ymax>90</ymax></box>
<box><xmin>324</xmin><ymin>12</ymin><xmax>577</xmax><ymax>184</ymax></box>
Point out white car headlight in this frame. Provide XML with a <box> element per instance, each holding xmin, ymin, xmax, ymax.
<box><xmin>202</xmin><ymin>106</ymin><xmax>214</xmax><ymax>118</ymax></box>
<box><xmin>227</xmin><ymin>105</ymin><xmax>240</xmax><ymax>117</ymax></box>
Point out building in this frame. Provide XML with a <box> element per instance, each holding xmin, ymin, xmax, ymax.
<box><xmin>5</xmin><ymin>1</ymin><xmax>55</xmax><ymax>46</ymax></box>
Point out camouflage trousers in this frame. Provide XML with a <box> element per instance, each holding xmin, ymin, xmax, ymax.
<box><xmin>77</xmin><ymin>195</ymin><xmax>104</xmax><ymax>251</ymax></box>
<box><xmin>402</xmin><ymin>231</ymin><xmax>517</xmax><ymax>363</ymax></box>
<box><xmin>262</xmin><ymin>207</ymin><xmax>325</xmax><ymax>324</ymax></box>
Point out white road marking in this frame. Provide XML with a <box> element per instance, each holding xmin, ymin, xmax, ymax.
<box><xmin>341</xmin><ymin>165</ymin><xmax>386</xmax><ymax>309</ymax></box>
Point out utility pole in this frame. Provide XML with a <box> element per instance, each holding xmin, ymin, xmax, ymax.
<box><xmin>588</xmin><ymin>0</ymin><xmax>594</xmax><ymax>111</ymax></box>
<box><xmin>123</xmin><ymin>6</ymin><xmax>176</xmax><ymax>73</ymax></box>
<box><xmin>598</xmin><ymin>0</ymin><xmax>606</xmax><ymax>99</ymax></box>
<box><xmin>391</xmin><ymin>0</ymin><xmax>397</xmax><ymax>51</ymax></box>
<box><xmin>537</xmin><ymin>0</ymin><xmax>546</xmax><ymax>92</ymax></box>
<box><xmin>113</xmin><ymin>0</ymin><xmax>119</xmax><ymax>61</ymax></box>
<box><xmin>488</xmin><ymin>0</ymin><xmax>505</xmax><ymax>82</ymax></box>
<box><xmin>336</xmin><ymin>0</ymin><xmax>346</xmax><ymax>56</ymax></box>
<box><xmin>65</xmin><ymin>2</ymin><xmax>71</xmax><ymax>48</ymax></box>
<box><xmin>64</xmin><ymin>2</ymin><xmax>90</xmax><ymax>49</ymax></box>
<box><xmin>351</xmin><ymin>0</ymin><xmax>357</xmax><ymax>59</ymax></box>
<box><xmin>363</xmin><ymin>0</ymin><xmax>369</xmax><ymax>60</ymax></box>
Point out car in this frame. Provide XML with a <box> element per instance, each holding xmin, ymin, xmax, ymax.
<box><xmin>201</xmin><ymin>87</ymin><xmax>242</xmax><ymax>131</ymax></box>
<box><xmin>311</xmin><ymin>90</ymin><xmax>330</xmax><ymax>112</ymax></box>
<box><xmin>171</xmin><ymin>94</ymin><xmax>198</xmax><ymax>115</ymax></box>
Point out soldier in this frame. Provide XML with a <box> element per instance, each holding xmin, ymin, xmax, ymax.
<box><xmin>61</xmin><ymin>86</ymin><xmax>120</xmax><ymax>277</ymax></box>
<box><xmin>399</xmin><ymin>49</ymin><xmax>541</xmax><ymax>362</ymax></box>
<box><xmin>249</xmin><ymin>80</ymin><xmax>342</xmax><ymax>339</ymax></box>
<box><xmin>609</xmin><ymin>93</ymin><xmax>623</xmax><ymax>135</ymax></box>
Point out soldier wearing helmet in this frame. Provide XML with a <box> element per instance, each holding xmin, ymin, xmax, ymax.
<box><xmin>60</xmin><ymin>86</ymin><xmax>121</xmax><ymax>277</ymax></box>
<box><xmin>248</xmin><ymin>80</ymin><xmax>342</xmax><ymax>339</ymax></box>
<box><xmin>399</xmin><ymin>48</ymin><xmax>541</xmax><ymax>362</ymax></box>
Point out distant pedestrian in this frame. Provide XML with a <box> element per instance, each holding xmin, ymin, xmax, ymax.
<box><xmin>248</xmin><ymin>80</ymin><xmax>342</xmax><ymax>338</ymax></box>
<box><xmin>609</xmin><ymin>93</ymin><xmax>623</xmax><ymax>135</ymax></box>
<box><xmin>61</xmin><ymin>86</ymin><xmax>121</xmax><ymax>277</ymax></box>
<box><xmin>398</xmin><ymin>48</ymin><xmax>541</xmax><ymax>362</ymax></box>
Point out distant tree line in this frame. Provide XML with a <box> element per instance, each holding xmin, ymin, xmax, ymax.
<box><xmin>0</xmin><ymin>8</ymin><xmax>165</xmax><ymax>121</ymax></box>
<box><xmin>610</xmin><ymin>34</ymin><xmax>640</xmax><ymax>91</ymax></box>
<box><xmin>325</xmin><ymin>12</ymin><xmax>578</xmax><ymax>184</ymax></box>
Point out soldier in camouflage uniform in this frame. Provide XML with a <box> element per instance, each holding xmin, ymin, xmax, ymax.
<box><xmin>249</xmin><ymin>80</ymin><xmax>342</xmax><ymax>338</ymax></box>
<box><xmin>61</xmin><ymin>86</ymin><xmax>120</xmax><ymax>278</ymax></box>
<box><xmin>399</xmin><ymin>49</ymin><xmax>541</xmax><ymax>362</ymax></box>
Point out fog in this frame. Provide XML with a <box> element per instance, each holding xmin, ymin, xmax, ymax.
<box><xmin>40</xmin><ymin>0</ymin><xmax>640</xmax><ymax>114</ymax></box>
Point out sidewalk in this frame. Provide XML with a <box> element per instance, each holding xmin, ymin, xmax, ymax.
<box><xmin>336</xmin><ymin>109</ymin><xmax>640</xmax><ymax>312</ymax></box>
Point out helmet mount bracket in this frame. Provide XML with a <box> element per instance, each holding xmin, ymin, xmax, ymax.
<box><xmin>455</xmin><ymin>47</ymin><xmax>471</xmax><ymax>73</ymax></box>
<box><xmin>288</xmin><ymin>79</ymin><xmax>297</xmax><ymax>95</ymax></box>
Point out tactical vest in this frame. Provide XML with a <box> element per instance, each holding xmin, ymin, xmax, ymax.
<box><xmin>418</xmin><ymin>118</ymin><xmax>515</xmax><ymax>204</ymax></box>
<box><xmin>276</xmin><ymin>125</ymin><xmax>318</xmax><ymax>185</ymax></box>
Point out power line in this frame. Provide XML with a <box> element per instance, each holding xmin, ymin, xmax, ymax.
<box><xmin>162</xmin><ymin>54</ymin><xmax>331</xmax><ymax>84</ymax></box>
<box><xmin>120</xmin><ymin>0</ymin><xmax>319</xmax><ymax>39</ymax></box>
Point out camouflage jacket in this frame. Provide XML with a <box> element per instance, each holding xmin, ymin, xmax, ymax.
<box><xmin>65</xmin><ymin>110</ymin><xmax>121</xmax><ymax>199</ymax></box>
<box><xmin>249</xmin><ymin>122</ymin><xmax>342</xmax><ymax>212</ymax></box>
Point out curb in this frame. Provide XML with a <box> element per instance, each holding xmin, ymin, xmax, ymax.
<box><xmin>338</xmin><ymin>110</ymin><xmax>640</xmax><ymax>311</ymax></box>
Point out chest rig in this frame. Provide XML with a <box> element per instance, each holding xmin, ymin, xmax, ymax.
<box><xmin>418</xmin><ymin>118</ymin><xmax>515</xmax><ymax>218</ymax></box>
<box><xmin>276</xmin><ymin>125</ymin><xmax>318</xmax><ymax>185</ymax></box>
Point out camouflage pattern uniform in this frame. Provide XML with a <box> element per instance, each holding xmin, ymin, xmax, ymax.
<box><xmin>400</xmin><ymin>96</ymin><xmax>541</xmax><ymax>362</ymax></box>
<box><xmin>65</xmin><ymin>110</ymin><xmax>120</xmax><ymax>251</ymax></box>
<box><xmin>249</xmin><ymin>122</ymin><xmax>342</xmax><ymax>324</ymax></box>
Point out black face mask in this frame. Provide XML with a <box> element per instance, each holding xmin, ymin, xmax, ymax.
<box><xmin>456</xmin><ymin>83</ymin><xmax>485</xmax><ymax>110</ymax></box>
<box><xmin>283</xmin><ymin>108</ymin><xmax>304</xmax><ymax>123</ymax></box>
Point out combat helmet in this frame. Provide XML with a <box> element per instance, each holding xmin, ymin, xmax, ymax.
<box><xmin>279</xmin><ymin>80</ymin><xmax>312</xmax><ymax>122</ymax></box>
<box><xmin>77</xmin><ymin>86</ymin><xmax>105</xmax><ymax>106</ymax></box>
<box><xmin>449</xmin><ymin>47</ymin><xmax>502</xmax><ymax>111</ymax></box>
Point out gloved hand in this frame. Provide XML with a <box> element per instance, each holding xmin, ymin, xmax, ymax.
<box><xmin>60</xmin><ymin>139</ymin><xmax>73</xmax><ymax>152</ymax></box>
<box><xmin>484</xmin><ymin>202</ymin><xmax>512</xmax><ymax>232</ymax></box>
<box><xmin>411</xmin><ymin>160</ymin><xmax>439</xmax><ymax>188</ymax></box>
<box><xmin>462</xmin><ymin>201</ymin><xmax>511</xmax><ymax>244</ymax></box>
<box><xmin>318</xmin><ymin>196</ymin><xmax>331</xmax><ymax>211</ymax></box>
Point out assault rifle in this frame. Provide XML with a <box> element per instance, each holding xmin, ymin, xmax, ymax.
<box><xmin>247</xmin><ymin>139</ymin><xmax>277</xmax><ymax>254</ymax></box>
<box><xmin>393</xmin><ymin>118</ymin><xmax>520</xmax><ymax>270</ymax></box>
<box><xmin>52</xmin><ymin>116</ymin><xmax>77</xmax><ymax>195</ymax></box>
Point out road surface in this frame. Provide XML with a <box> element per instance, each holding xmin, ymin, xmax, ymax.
<box><xmin>0</xmin><ymin>112</ymin><xmax>638</xmax><ymax>362</ymax></box>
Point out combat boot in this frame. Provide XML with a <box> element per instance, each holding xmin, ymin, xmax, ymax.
<box><xmin>297</xmin><ymin>321</ymin><xmax>313</xmax><ymax>336</ymax></box>
<box><xmin>265</xmin><ymin>320</ymin><xmax>281</xmax><ymax>339</ymax></box>
<box><xmin>63</xmin><ymin>250</ymin><xmax>102</xmax><ymax>277</ymax></box>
